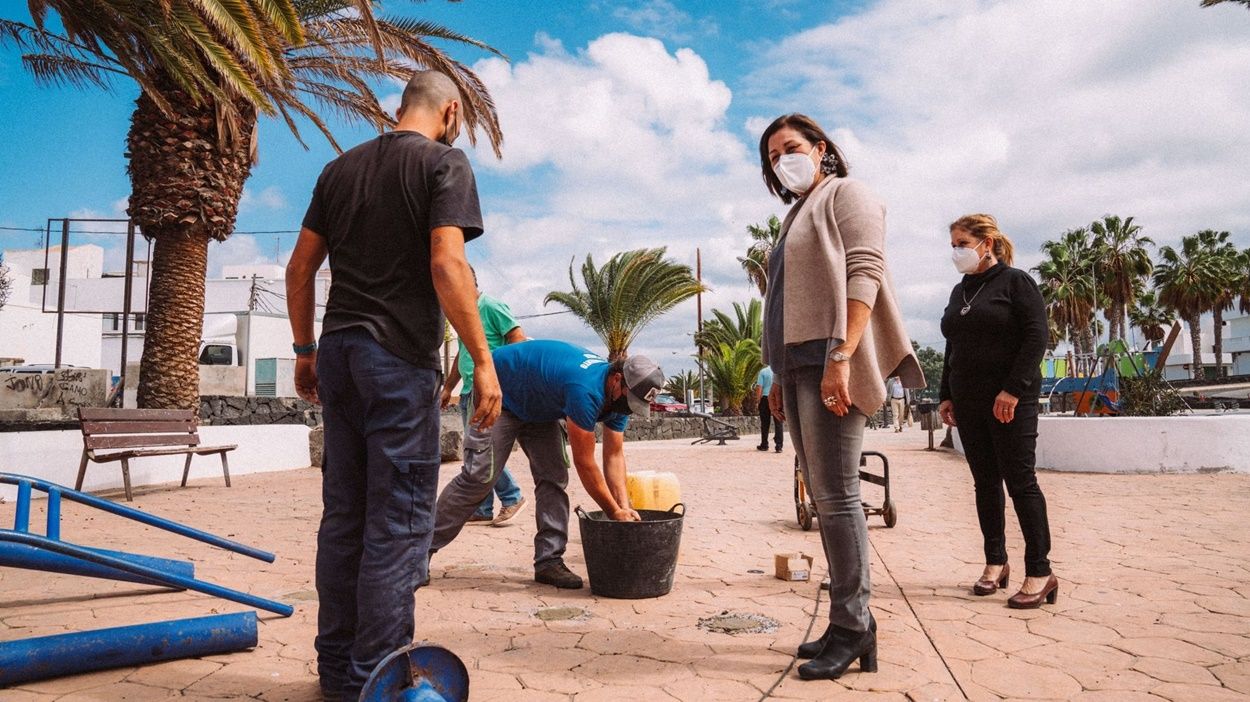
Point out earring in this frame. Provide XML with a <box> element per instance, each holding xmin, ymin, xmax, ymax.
<box><xmin>820</xmin><ymin>152</ymin><xmax>839</xmax><ymax>175</ymax></box>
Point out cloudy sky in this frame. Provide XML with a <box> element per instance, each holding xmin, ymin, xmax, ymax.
<box><xmin>2</xmin><ymin>0</ymin><xmax>1248</xmax><ymax>375</ymax></box>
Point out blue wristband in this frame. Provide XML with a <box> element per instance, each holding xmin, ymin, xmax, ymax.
<box><xmin>293</xmin><ymin>341</ymin><xmax>317</xmax><ymax>355</ymax></box>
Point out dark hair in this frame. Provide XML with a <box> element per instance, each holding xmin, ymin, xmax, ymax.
<box><xmin>758</xmin><ymin>113</ymin><xmax>849</xmax><ymax>204</ymax></box>
<box><xmin>609</xmin><ymin>359</ymin><xmax>625</xmax><ymax>377</ymax></box>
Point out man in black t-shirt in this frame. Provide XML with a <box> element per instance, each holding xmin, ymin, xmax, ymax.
<box><xmin>286</xmin><ymin>70</ymin><xmax>501</xmax><ymax>701</ymax></box>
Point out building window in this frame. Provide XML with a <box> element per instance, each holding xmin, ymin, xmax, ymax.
<box><xmin>32</xmin><ymin>268</ymin><xmax>49</xmax><ymax>285</ymax></box>
<box><xmin>133</xmin><ymin>313</ymin><xmax>145</xmax><ymax>331</ymax></box>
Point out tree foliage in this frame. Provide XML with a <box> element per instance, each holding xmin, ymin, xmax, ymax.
<box><xmin>695</xmin><ymin>299</ymin><xmax>761</xmax><ymax>352</ymax></box>
<box><xmin>544</xmin><ymin>248</ymin><xmax>705</xmax><ymax>361</ymax></box>
<box><xmin>699</xmin><ymin>340</ymin><xmax>765</xmax><ymax>416</ymax></box>
<box><xmin>0</xmin><ymin>253</ymin><xmax>11</xmax><ymax>312</ymax></box>
<box><xmin>664</xmin><ymin>370</ymin><xmax>699</xmax><ymax>401</ymax></box>
<box><xmin>738</xmin><ymin>215</ymin><xmax>782</xmax><ymax>296</ymax></box>
<box><xmin>910</xmin><ymin>341</ymin><xmax>943</xmax><ymax>401</ymax></box>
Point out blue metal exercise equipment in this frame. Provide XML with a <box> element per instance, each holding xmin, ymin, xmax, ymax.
<box><xmin>0</xmin><ymin>612</ymin><xmax>258</xmax><ymax>686</ymax></box>
<box><xmin>359</xmin><ymin>644</ymin><xmax>470</xmax><ymax>702</ymax></box>
<box><xmin>0</xmin><ymin>473</ymin><xmax>292</xmax><ymax>617</ymax></box>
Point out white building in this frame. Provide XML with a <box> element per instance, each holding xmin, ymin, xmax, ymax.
<box><xmin>1225</xmin><ymin>314</ymin><xmax>1250</xmax><ymax>377</ymax></box>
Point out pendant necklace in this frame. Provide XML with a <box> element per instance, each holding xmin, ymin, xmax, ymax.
<box><xmin>960</xmin><ymin>282</ymin><xmax>986</xmax><ymax>316</ymax></box>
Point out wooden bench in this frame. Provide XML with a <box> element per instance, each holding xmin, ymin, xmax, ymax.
<box><xmin>75</xmin><ymin>408</ymin><xmax>236</xmax><ymax>501</ymax></box>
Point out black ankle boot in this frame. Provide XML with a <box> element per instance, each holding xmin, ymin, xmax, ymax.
<box><xmin>796</xmin><ymin>612</ymin><xmax>876</xmax><ymax>659</ymax></box>
<box><xmin>797</xmin><ymin>626</ymin><xmax>877</xmax><ymax>680</ymax></box>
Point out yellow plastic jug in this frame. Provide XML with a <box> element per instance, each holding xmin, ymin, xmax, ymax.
<box><xmin>626</xmin><ymin>471</ymin><xmax>682</xmax><ymax>512</ymax></box>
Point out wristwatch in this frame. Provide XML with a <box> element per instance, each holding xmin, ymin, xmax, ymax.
<box><xmin>828</xmin><ymin>350</ymin><xmax>851</xmax><ymax>363</ymax></box>
<box><xmin>293</xmin><ymin>341</ymin><xmax>318</xmax><ymax>356</ymax></box>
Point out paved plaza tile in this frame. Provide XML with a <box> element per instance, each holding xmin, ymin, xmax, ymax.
<box><xmin>2</xmin><ymin>428</ymin><xmax>1248</xmax><ymax>700</ymax></box>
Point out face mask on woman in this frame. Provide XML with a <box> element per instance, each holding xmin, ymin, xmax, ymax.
<box><xmin>951</xmin><ymin>239</ymin><xmax>988</xmax><ymax>274</ymax></box>
<box><xmin>774</xmin><ymin>149</ymin><xmax>819</xmax><ymax>195</ymax></box>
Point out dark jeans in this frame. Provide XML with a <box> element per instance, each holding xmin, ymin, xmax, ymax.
<box><xmin>953</xmin><ymin>396</ymin><xmax>1052</xmax><ymax>577</ymax></box>
<box><xmin>758</xmin><ymin>396</ymin><xmax>783</xmax><ymax>449</ymax></box>
<box><xmin>315</xmin><ymin>328</ymin><xmax>442</xmax><ymax>699</ymax></box>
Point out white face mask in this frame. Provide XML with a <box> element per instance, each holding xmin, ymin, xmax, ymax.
<box><xmin>774</xmin><ymin>150</ymin><xmax>818</xmax><ymax>195</ymax></box>
<box><xmin>951</xmin><ymin>240</ymin><xmax>987</xmax><ymax>274</ymax></box>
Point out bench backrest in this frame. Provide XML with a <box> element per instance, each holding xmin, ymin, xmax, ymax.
<box><xmin>78</xmin><ymin>408</ymin><xmax>200</xmax><ymax>452</ymax></box>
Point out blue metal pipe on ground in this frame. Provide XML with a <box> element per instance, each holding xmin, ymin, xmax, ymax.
<box><xmin>0</xmin><ymin>542</ymin><xmax>194</xmax><ymax>586</ymax></box>
<box><xmin>0</xmin><ymin>531</ymin><xmax>293</xmax><ymax>617</ymax></box>
<box><xmin>0</xmin><ymin>611</ymin><xmax>257</xmax><ymax>686</ymax></box>
<box><xmin>0</xmin><ymin>473</ymin><xmax>275</xmax><ymax>563</ymax></box>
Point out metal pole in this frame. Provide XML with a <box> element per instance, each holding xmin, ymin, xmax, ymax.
<box><xmin>0</xmin><ymin>612</ymin><xmax>258</xmax><ymax>686</ymax></box>
<box><xmin>118</xmin><ymin>221</ymin><xmax>136</xmax><ymax>407</ymax></box>
<box><xmin>54</xmin><ymin>219</ymin><xmax>70</xmax><ymax>368</ymax></box>
<box><xmin>696</xmin><ymin>248</ymin><xmax>704</xmax><ymax>410</ymax></box>
<box><xmin>0</xmin><ymin>542</ymin><xmax>195</xmax><ymax>586</ymax></box>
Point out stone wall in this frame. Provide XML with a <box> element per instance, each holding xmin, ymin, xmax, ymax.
<box><xmin>199</xmin><ymin>395</ymin><xmax>320</xmax><ymax>427</ymax></box>
<box><xmin>0</xmin><ymin>368</ymin><xmax>111</xmax><ymax>410</ymax></box>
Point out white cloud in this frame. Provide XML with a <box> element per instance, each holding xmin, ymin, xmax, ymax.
<box><xmin>609</xmin><ymin>0</ymin><xmax>718</xmax><ymax>44</ymax></box>
<box><xmin>743</xmin><ymin>0</ymin><xmax>1250</xmax><ymax>346</ymax></box>
<box><xmin>238</xmin><ymin>186</ymin><xmax>288</xmax><ymax>212</ymax></box>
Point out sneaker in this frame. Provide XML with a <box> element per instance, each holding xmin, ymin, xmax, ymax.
<box><xmin>756</xmin><ymin>444</ymin><xmax>769</xmax><ymax>452</ymax></box>
<box><xmin>492</xmin><ymin>497</ymin><xmax>528</xmax><ymax>527</ymax></box>
<box><xmin>467</xmin><ymin>513</ymin><xmax>493</xmax><ymax>525</ymax></box>
<box><xmin>535</xmin><ymin>560</ymin><xmax>584</xmax><ymax>589</ymax></box>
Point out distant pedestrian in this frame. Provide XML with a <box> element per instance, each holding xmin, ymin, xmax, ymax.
<box><xmin>285</xmin><ymin>70</ymin><xmax>501</xmax><ymax>701</ymax></box>
<box><xmin>758</xmin><ymin>113</ymin><xmax>925</xmax><ymax>681</ymax></box>
<box><xmin>430</xmin><ymin>340</ymin><xmax>664</xmax><ymax>590</ymax></box>
<box><xmin>755</xmin><ymin>366</ymin><xmax>783</xmax><ymax>452</ymax></box>
<box><xmin>939</xmin><ymin>213</ymin><xmax>1056</xmax><ymax>609</ymax></box>
<box><xmin>440</xmin><ymin>267</ymin><xmax>528</xmax><ymax>526</ymax></box>
<box><xmin>887</xmin><ymin>376</ymin><xmax>910</xmax><ymax>432</ymax></box>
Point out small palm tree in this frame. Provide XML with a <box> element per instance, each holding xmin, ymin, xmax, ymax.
<box><xmin>1089</xmin><ymin>215</ymin><xmax>1152</xmax><ymax>341</ymax></box>
<box><xmin>1128</xmin><ymin>290</ymin><xmax>1172</xmax><ymax>349</ymax></box>
<box><xmin>1034</xmin><ymin>229</ymin><xmax>1099</xmax><ymax>360</ymax></box>
<box><xmin>1154</xmin><ymin>235</ymin><xmax>1222</xmax><ymax>379</ymax></box>
<box><xmin>1196</xmin><ymin>230</ymin><xmax>1242</xmax><ymax>378</ymax></box>
<box><xmin>738</xmin><ymin>216</ymin><xmax>782</xmax><ymax>296</ymax></box>
<box><xmin>3</xmin><ymin>1</ymin><xmax>504</xmax><ymax>408</ymax></box>
<box><xmin>545</xmin><ymin>248</ymin><xmax>705</xmax><ymax>361</ymax></box>
<box><xmin>699</xmin><ymin>340</ymin><xmax>765</xmax><ymax>416</ymax></box>
<box><xmin>694</xmin><ymin>300</ymin><xmax>762</xmax><ymax>351</ymax></box>
<box><xmin>664</xmin><ymin>370</ymin><xmax>699</xmax><ymax>401</ymax></box>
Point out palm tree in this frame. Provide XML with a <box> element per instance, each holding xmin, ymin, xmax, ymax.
<box><xmin>0</xmin><ymin>253</ymin><xmax>11</xmax><ymax>312</ymax></box>
<box><xmin>1201</xmin><ymin>0</ymin><xmax>1250</xmax><ymax>8</ymax></box>
<box><xmin>1196</xmin><ymin>230</ymin><xmax>1241</xmax><ymax>378</ymax></box>
<box><xmin>694</xmin><ymin>299</ymin><xmax>762</xmax><ymax>351</ymax></box>
<box><xmin>738</xmin><ymin>216</ymin><xmax>782</xmax><ymax>295</ymax></box>
<box><xmin>1034</xmin><ymin>229</ymin><xmax>1099</xmax><ymax>363</ymax></box>
<box><xmin>1128</xmin><ymin>290</ymin><xmax>1172</xmax><ymax>349</ymax></box>
<box><xmin>1089</xmin><ymin>215</ymin><xmax>1152</xmax><ymax>342</ymax></box>
<box><xmin>3</xmin><ymin>1</ymin><xmax>504</xmax><ymax>409</ymax></box>
<box><xmin>699</xmin><ymin>340</ymin><xmax>765</xmax><ymax>416</ymax></box>
<box><xmin>1154</xmin><ymin>235</ymin><xmax>1222</xmax><ymax>379</ymax></box>
<box><xmin>664</xmin><ymin>370</ymin><xmax>699</xmax><ymax>402</ymax></box>
<box><xmin>545</xmin><ymin>248</ymin><xmax>705</xmax><ymax>361</ymax></box>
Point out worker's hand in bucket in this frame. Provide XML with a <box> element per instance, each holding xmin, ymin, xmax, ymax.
<box><xmin>820</xmin><ymin>359</ymin><xmax>852</xmax><ymax>417</ymax></box>
<box><xmin>993</xmin><ymin>391</ymin><xmax>1018</xmax><ymax>424</ymax></box>
<box><xmin>470</xmin><ymin>364</ymin><xmax>503</xmax><ymax>429</ymax></box>
<box><xmin>939</xmin><ymin>400</ymin><xmax>956</xmax><ymax>427</ymax></box>
<box><xmin>295</xmin><ymin>355</ymin><xmax>319</xmax><ymax>405</ymax></box>
<box><xmin>769</xmin><ymin>383</ymin><xmax>785</xmax><ymax>422</ymax></box>
<box><xmin>611</xmin><ymin>507</ymin><xmax>641</xmax><ymax>521</ymax></box>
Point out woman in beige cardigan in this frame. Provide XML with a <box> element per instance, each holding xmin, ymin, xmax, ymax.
<box><xmin>759</xmin><ymin>113</ymin><xmax>924</xmax><ymax>681</ymax></box>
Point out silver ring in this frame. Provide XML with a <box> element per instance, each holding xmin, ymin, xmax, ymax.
<box><xmin>823</xmin><ymin>396</ymin><xmax>838</xmax><ymax>406</ymax></box>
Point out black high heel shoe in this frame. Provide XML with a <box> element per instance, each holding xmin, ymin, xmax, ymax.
<box><xmin>797</xmin><ymin>612</ymin><xmax>876</xmax><ymax>659</ymax></box>
<box><xmin>798</xmin><ymin>626</ymin><xmax>877</xmax><ymax>680</ymax></box>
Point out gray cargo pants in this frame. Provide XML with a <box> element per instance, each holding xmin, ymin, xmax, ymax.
<box><xmin>431</xmin><ymin>409</ymin><xmax>572</xmax><ymax>568</ymax></box>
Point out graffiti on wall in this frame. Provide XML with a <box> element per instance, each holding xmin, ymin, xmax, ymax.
<box><xmin>0</xmin><ymin>368</ymin><xmax>108</xmax><ymax>410</ymax></box>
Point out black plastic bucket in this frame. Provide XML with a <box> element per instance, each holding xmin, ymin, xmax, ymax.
<box><xmin>576</xmin><ymin>503</ymin><xmax>685</xmax><ymax>599</ymax></box>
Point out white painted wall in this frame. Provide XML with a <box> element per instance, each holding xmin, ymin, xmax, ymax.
<box><xmin>0</xmin><ymin>424</ymin><xmax>311</xmax><ymax>500</ymax></box>
<box><xmin>954</xmin><ymin>415</ymin><xmax>1250</xmax><ymax>474</ymax></box>
<box><xmin>0</xmin><ymin>274</ymin><xmax>103</xmax><ymax>368</ymax></box>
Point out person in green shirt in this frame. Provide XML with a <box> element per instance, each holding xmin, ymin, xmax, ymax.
<box><xmin>440</xmin><ymin>269</ymin><xmax>528</xmax><ymax>525</ymax></box>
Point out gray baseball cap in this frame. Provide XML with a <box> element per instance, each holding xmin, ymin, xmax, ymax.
<box><xmin>622</xmin><ymin>355</ymin><xmax>664</xmax><ymax>418</ymax></box>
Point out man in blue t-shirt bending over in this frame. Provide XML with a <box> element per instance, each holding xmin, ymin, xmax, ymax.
<box><xmin>430</xmin><ymin>339</ymin><xmax>665</xmax><ymax>589</ymax></box>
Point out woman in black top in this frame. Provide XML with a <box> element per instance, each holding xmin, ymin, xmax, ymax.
<box><xmin>939</xmin><ymin>214</ymin><xmax>1057</xmax><ymax>609</ymax></box>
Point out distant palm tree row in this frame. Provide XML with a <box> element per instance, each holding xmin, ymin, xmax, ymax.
<box><xmin>1034</xmin><ymin>216</ymin><xmax>1249</xmax><ymax>379</ymax></box>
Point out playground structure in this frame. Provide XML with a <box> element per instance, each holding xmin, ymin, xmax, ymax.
<box><xmin>0</xmin><ymin>472</ymin><xmax>290</xmax><ymax>686</ymax></box>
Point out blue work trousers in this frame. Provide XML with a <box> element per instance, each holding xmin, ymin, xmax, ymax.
<box><xmin>459</xmin><ymin>394</ymin><xmax>523</xmax><ymax>518</ymax></box>
<box><xmin>314</xmin><ymin>328</ymin><xmax>441</xmax><ymax>699</ymax></box>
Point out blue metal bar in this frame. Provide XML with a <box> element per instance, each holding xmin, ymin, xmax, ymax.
<box><xmin>14</xmin><ymin>480</ymin><xmax>31</xmax><ymax>532</ymax></box>
<box><xmin>0</xmin><ymin>473</ymin><xmax>274</xmax><ymax>563</ymax></box>
<box><xmin>0</xmin><ymin>611</ymin><xmax>257</xmax><ymax>686</ymax></box>
<box><xmin>0</xmin><ymin>542</ymin><xmax>194</xmax><ymax>586</ymax></box>
<box><xmin>0</xmin><ymin>531</ymin><xmax>292</xmax><ymax>617</ymax></box>
<box><xmin>46</xmin><ymin>487</ymin><xmax>61</xmax><ymax>540</ymax></box>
